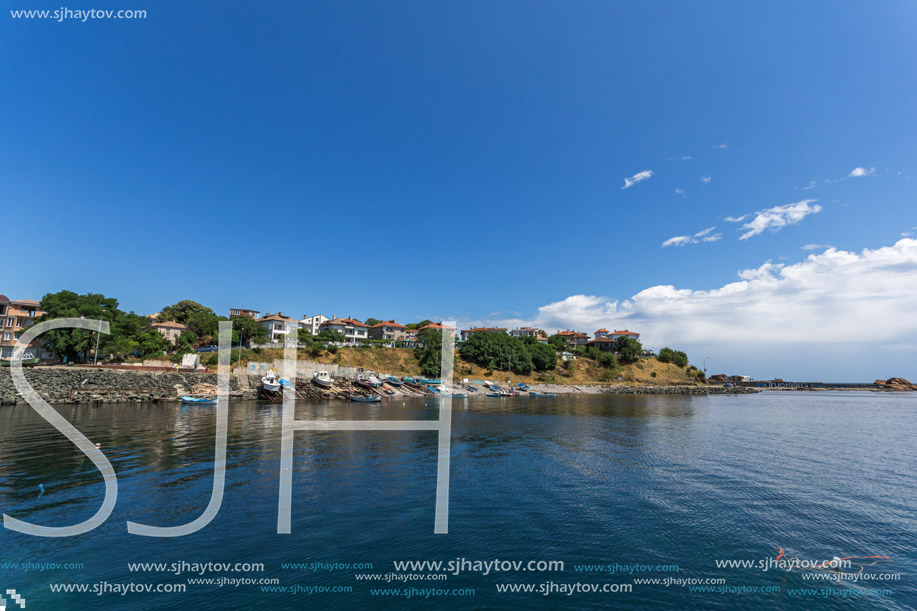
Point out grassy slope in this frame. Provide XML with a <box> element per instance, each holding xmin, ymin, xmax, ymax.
<box><xmin>236</xmin><ymin>347</ymin><xmax>700</xmax><ymax>385</ymax></box>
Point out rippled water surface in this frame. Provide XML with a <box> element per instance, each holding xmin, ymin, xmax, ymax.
<box><xmin>1</xmin><ymin>392</ymin><xmax>915</xmax><ymax>609</ymax></box>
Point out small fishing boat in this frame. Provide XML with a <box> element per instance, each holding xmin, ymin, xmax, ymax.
<box><xmin>486</xmin><ymin>392</ymin><xmax>501</xmax><ymax>397</ymax></box>
<box><xmin>0</xmin><ymin>357</ymin><xmax>39</xmax><ymax>367</ymax></box>
<box><xmin>417</xmin><ymin>378</ymin><xmax>443</xmax><ymax>385</ymax></box>
<box><xmin>517</xmin><ymin>383</ymin><xmax>530</xmax><ymax>391</ymax></box>
<box><xmin>499</xmin><ymin>390</ymin><xmax>514</xmax><ymax>397</ymax></box>
<box><xmin>451</xmin><ymin>392</ymin><xmax>468</xmax><ymax>399</ymax></box>
<box><xmin>529</xmin><ymin>391</ymin><xmax>556</xmax><ymax>397</ymax></box>
<box><xmin>386</xmin><ymin>376</ymin><xmax>404</xmax><ymax>387</ymax></box>
<box><xmin>384</xmin><ymin>388</ymin><xmax>395</xmax><ymax>395</ymax></box>
<box><xmin>262</xmin><ymin>371</ymin><xmax>281</xmax><ymax>392</ymax></box>
<box><xmin>350</xmin><ymin>394</ymin><xmax>381</xmax><ymax>403</ymax></box>
<box><xmin>312</xmin><ymin>371</ymin><xmax>334</xmax><ymax>388</ymax></box>
<box><xmin>368</xmin><ymin>374</ymin><xmax>383</xmax><ymax>386</ymax></box>
<box><xmin>428</xmin><ymin>385</ymin><xmax>441</xmax><ymax>393</ymax></box>
<box><xmin>181</xmin><ymin>395</ymin><xmax>218</xmax><ymax>405</ymax></box>
<box><xmin>354</xmin><ymin>374</ymin><xmax>374</xmax><ymax>389</ymax></box>
<box><xmin>466</xmin><ymin>385</ymin><xmax>479</xmax><ymax>392</ymax></box>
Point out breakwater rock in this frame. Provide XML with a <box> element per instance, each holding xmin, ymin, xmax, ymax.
<box><xmin>0</xmin><ymin>366</ymin><xmax>256</xmax><ymax>405</ymax></box>
<box><xmin>598</xmin><ymin>385</ymin><xmax>758</xmax><ymax>395</ymax></box>
<box><xmin>528</xmin><ymin>383</ymin><xmax>758</xmax><ymax>395</ymax></box>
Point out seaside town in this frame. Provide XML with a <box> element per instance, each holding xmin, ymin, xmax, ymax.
<box><xmin>2</xmin><ymin>292</ymin><xmax>914</xmax><ymax>405</ymax></box>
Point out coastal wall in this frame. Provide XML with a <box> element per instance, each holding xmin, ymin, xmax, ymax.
<box><xmin>531</xmin><ymin>384</ymin><xmax>759</xmax><ymax>395</ymax></box>
<box><xmin>0</xmin><ymin>367</ymin><xmax>255</xmax><ymax>405</ymax></box>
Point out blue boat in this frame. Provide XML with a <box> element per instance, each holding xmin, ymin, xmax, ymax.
<box><xmin>417</xmin><ymin>378</ymin><xmax>443</xmax><ymax>385</ymax></box>
<box><xmin>181</xmin><ymin>396</ymin><xmax>218</xmax><ymax>405</ymax></box>
<box><xmin>486</xmin><ymin>392</ymin><xmax>501</xmax><ymax>397</ymax></box>
<box><xmin>528</xmin><ymin>391</ymin><xmax>556</xmax><ymax>397</ymax></box>
<box><xmin>428</xmin><ymin>386</ymin><xmax>441</xmax><ymax>393</ymax></box>
<box><xmin>466</xmin><ymin>385</ymin><xmax>479</xmax><ymax>392</ymax></box>
<box><xmin>386</xmin><ymin>377</ymin><xmax>404</xmax><ymax>387</ymax></box>
<box><xmin>350</xmin><ymin>395</ymin><xmax>381</xmax><ymax>403</ymax></box>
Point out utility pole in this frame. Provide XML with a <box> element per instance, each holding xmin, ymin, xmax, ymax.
<box><xmin>703</xmin><ymin>356</ymin><xmax>711</xmax><ymax>374</ymax></box>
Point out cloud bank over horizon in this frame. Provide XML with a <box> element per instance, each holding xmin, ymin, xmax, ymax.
<box><xmin>461</xmin><ymin>238</ymin><xmax>917</xmax><ymax>381</ymax></box>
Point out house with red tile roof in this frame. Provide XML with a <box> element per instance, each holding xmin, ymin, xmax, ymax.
<box><xmin>150</xmin><ymin>320</ymin><xmax>189</xmax><ymax>345</ymax></box>
<box><xmin>555</xmin><ymin>329</ymin><xmax>590</xmax><ymax>350</ymax></box>
<box><xmin>369</xmin><ymin>320</ymin><xmax>408</xmax><ymax>342</ymax></box>
<box><xmin>255</xmin><ymin>312</ymin><xmax>300</xmax><ymax>344</ymax></box>
<box><xmin>609</xmin><ymin>330</ymin><xmax>640</xmax><ymax>341</ymax></box>
<box><xmin>320</xmin><ymin>317</ymin><xmax>369</xmax><ymax>345</ymax></box>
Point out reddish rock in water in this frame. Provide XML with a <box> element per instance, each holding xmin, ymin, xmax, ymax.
<box><xmin>874</xmin><ymin>378</ymin><xmax>917</xmax><ymax>391</ymax></box>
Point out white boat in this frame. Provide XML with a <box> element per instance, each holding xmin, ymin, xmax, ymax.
<box><xmin>181</xmin><ymin>395</ymin><xmax>218</xmax><ymax>405</ymax></box>
<box><xmin>313</xmin><ymin>371</ymin><xmax>334</xmax><ymax>388</ymax></box>
<box><xmin>368</xmin><ymin>374</ymin><xmax>383</xmax><ymax>386</ymax></box>
<box><xmin>262</xmin><ymin>370</ymin><xmax>281</xmax><ymax>392</ymax></box>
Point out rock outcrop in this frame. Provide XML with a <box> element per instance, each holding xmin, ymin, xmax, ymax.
<box><xmin>873</xmin><ymin>377</ymin><xmax>917</xmax><ymax>391</ymax></box>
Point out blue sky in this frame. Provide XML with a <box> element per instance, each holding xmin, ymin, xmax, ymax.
<box><xmin>3</xmin><ymin>1</ymin><xmax>916</xmax><ymax>379</ymax></box>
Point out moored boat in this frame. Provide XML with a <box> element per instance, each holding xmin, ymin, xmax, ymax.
<box><xmin>350</xmin><ymin>394</ymin><xmax>381</xmax><ymax>403</ymax></box>
<box><xmin>386</xmin><ymin>376</ymin><xmax>404</xmax><ymax>387</ymax></box>
<box><xmin>262</xmin><ymin>371</ymin><xmax>281</xmax><ymax>392</ymax></box>
<box><xmin>181</xmin><ymin>395</ymin><xmax>218</xmax><ymax>405</ymax></box>
<box><xmin>312</xmin><ymin>371</ymin><xmax>334</xmax><ymax>388</ymax></box>
<box><xmin>354</xmin><ymin>374</ymin><xmax>374</xmax><ymax>389</ymax></box>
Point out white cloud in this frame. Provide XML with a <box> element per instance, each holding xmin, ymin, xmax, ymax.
<box><xmin>848</xmin><ymin>167</ymin><xmax>875</xmax><ymax>178</ymax></box>
<box><xmin>497</xmin><ymin>238</ymin><xmax>917</xmax><ymax>379</ymax></box>
<box><xmin>674</xmin><ymin>188</ymin><xmax>686</xmax><ymax>195</ymax></box>
<box><xmin>724</xmin><ymin>215</ymin><xmax>748</xmax><ymax>223</ymax></box>
<box><xmin>700</xmin><ymin>175</ymin><xmax>712</xmax><ymax>184</ymax></box>
<box><xmin>622</xmin><ymin>170</ymin><xmax>653</xmax><ymax>190</ymax></box>
<box><xmin>801</xmin><ymin>243</ymin><xmax>834</xmax><ymax>251</ymax></box>
<box><xmin>681</xmin><ymin>156</ymin><xmax>692</xmax><ymax>160</ymax></box>
<box><xmin>662</xmin><ymin>235</ymin><xmax>692</xmax><ymax>247</ymax></box>
<box><xmin>662</xmin><ymin>227</ymin><xmax>721</xmax><ymax>247</ymax></box>
<box><xmin>802</xmin><ymin>181</ymin><xmax>817</xmax><ymax>190</ymax></box>
<box><xmin>714</xmin><ymin>143</ymin><xmax>728</xmax><ymax>149</ymax></box>
<box><xmin>736</xmin><ymin>200</ymin><xmax>822</xmax><ymax>240</ymax></box>
<box><xmin>902</xmin><ymin>227</ymin><xmax>916</xmax><ymax>237</ymax></box>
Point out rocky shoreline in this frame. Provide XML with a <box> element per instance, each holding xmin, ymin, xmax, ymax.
<box><xmin>0</xmin><ymin>366</ymin><xmax>258</xmax><ymax>405</ymax></box>
<box><xmin>0</xmin><ymin>367</ymin><xmax>762</xmax><ymax>406</ymax></box>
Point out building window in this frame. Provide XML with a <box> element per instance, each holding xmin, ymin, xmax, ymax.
<box><xmin>5</xmin><ymin>318</ymin><xmax>12</xmax><ymax>328</ymax></box>
<box><xmin>3</xmin><ymin>332</ymin><xmax>10</xmax><ymax>341</ymax></box>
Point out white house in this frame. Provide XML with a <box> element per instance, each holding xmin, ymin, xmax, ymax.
<box><xmin>319</xmin><ymin>317</ymin><xmax>369</xmax><ymax>345</ymax></box>
<box><xmin>256</xmin><ymin>312</ymin><xmax>300</xmax><ymax>343</ymax></box>
<box><xmin>300</xmin><ymin>313</ymin><xmax>330</xmax><ymax>336</ymax></box>
<box><xmin>609</xmin><ymin>330</ymin><xmax>640</xmax><ymax>342</ymax></box>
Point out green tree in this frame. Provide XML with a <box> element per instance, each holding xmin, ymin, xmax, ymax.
<box><xmin>406</xmin><ymin>320</ymin><xmax>433</xmax><ymax>330</ymax></box>
<box><xmin>616</xmin><ymin>336</ymin><xmax>643</xmax><ymax>364</ymax></box>
<box><xmin>185</xmin><ymin>310</ymin><xmax>223</xmax><ymax>341</ymax></box>
<box><xmin>415</xmin><ymin>328</ymin><xmax>443</xmax><ymax>377</ymax></box>
<box><xmin>657</xmin><ymin>347</ymin><xmax>688</xmax><ymax>368</ymax></box>
<box><xmin>138</xmin><ymin>327</ymin><xmax>169</xmax><ymax>357</ymax></box>
<box><xmin>530</xmin><ymin>342</ymin><xmax>557</xmax><ymax>371</ymax></box>
<box><xmin>158</xmin><ymin>300</ymin><xmax>213</xmax><ymax>325</ymax></box>
<box><xmin>230</xmin><ymin>315</ymin><xmax>270</xmax><ymax>346</ymax></box>
<box><xmin>459</xmin><ymin>331</ymin><xmax>537</xmax><ymax>374</ymax></box>
<box><xmin>364</xmin><ymin>318</ymin><xmax>382</xmax><ymax>326</ymax></box>
<box><xmin>36</xmin><ymin>290</ymin><xmax>127</xmax><ymax>362</ymax></box>
<box><xmin>316</xmin><ymin>329</ymin><xmax>346</xmax><ymax>343</ymax></box>
<box><xmin>547</xmin><ymin>334</ymin><xmax>569</xmax><ymax>353</ymax></box>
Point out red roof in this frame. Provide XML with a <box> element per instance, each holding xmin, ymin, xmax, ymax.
<box><xmin>611</xmin><ymin>330</ymin><xmax>639</xmax><ymax>336</ymax></box>
<box><xmin>418</xmin><ymin>322</ymin><xmax>455</xmax><ymax>331</ymax></box>
<box><xmin>371</xmin><ymin>320</ymin><xmax>405</xmax><ymax>329</ymax></box>
<box><xmin>323</xmin><ymin>317</ymin><xmax>368</xmax><ymax>327</ymax></box>
<box><xmin>557</xmin><ymin>330</ymin><xmax>589</xmax><ymax>338</ymax></box>
<box><xmin>11</xmin><ymin>299</ymin><xmax>40</xmax><ymax>306</ymax></box>
<box><xmin>466</xmin><ymin>327</ymin><xmax>506</xmax><ymax>332</ymax></box>
<box><xmin>152</xmin><ymin>320</ymin><xmax>188</xmax><ymax>329</ymax></box>
<box><xmin>0</xmin><ymin>295</ymin><xmax>8</xmax><ymax>303</ymax></box>
<box><xmin>595</xmin><ymin>328</ymin><xmax>609</xmax><ymax>333</ymax></box>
